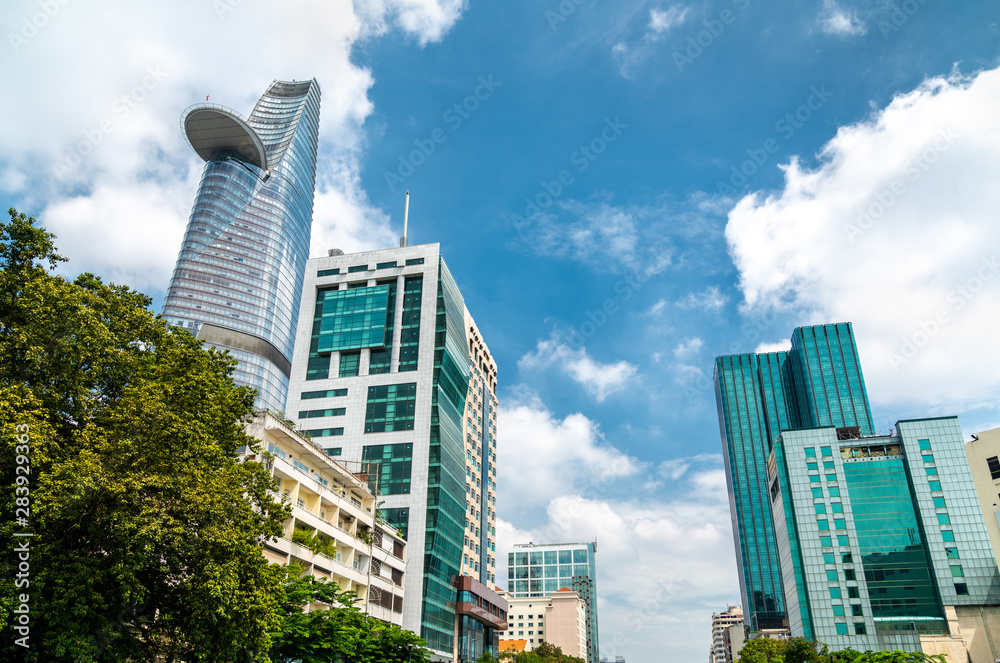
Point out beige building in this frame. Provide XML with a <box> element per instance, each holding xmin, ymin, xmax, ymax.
<box><xmin>461</xmin><ymin>313</ymin><xmax>499</xmax><ymax>586</ymax></box>
<box><xmin>965</xmin><ymin>427</ymin><xmax>1000</xmax><ymax>571</ymax></box>
<box><xmin>711</xmin><ymin>606</ymin><xmax>743</xmax><ymax>663</ymax></box>
<box><xmin>243</xmin><ymin>412</ymin><xmax>407</xmax><ymax>625</ymax></box>
<box><xmin>498</xmin><ymin>587</ymin><xmax>587</xmax><ymax>658</ymax></box>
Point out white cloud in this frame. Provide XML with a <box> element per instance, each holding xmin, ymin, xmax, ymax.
<box><xmin>726</xmin><ymin>66</ymin><xmax>1000</xmax><ymax>413</ymax></box>
<box><xmin>818</xmin><ymin>0</ymin><xmax>866</xmax><ymax>36</ymax></box>
<box><xmin>519</xmin><ymin>336</ymin><xmax>639</xmax><ymax>401</ymax></box>
<box><xmin>649</xmin><ymin>6</ymin><xmax>689</xmax><ymax>33</ymax></box>
<box><xmin>675</xmin><ymin>285</ymin><xmax>729</xmax><ymax>311</ymax></box>
<box><xmin>496</xmin><ymin>464</ymin><xmax>736</xmax><ymax>663</ymax></box>
<box><xmin>496</xmin><ymin>395</ymin><xmax>640</xmax><ymax>517</ymax></box>
<box><xmin>754</xmin><ymin>340</ymin><xmax>791</xmax><ymax>354</ymax></box>
<box><xmin>0</xmin><ymin>0</ymin><xmax>465</xmax><ymax>297</ymax></box>
<box><xmin>673</xmin><ymin>337</ymin><xmax>704</xmax><ymax>359</ymax></box>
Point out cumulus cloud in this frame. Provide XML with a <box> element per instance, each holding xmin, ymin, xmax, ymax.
<box><xmin>675</xmin><ymin>285</ymin><xmax>729</xmax><ymax>311</ymax></box>
<box><xmin>726</xmin><ymin>66</ymin><xmax>1000</xmax><ymax>413</ymax></box>
<box><xmin>754</xmin><ymin>340</ymin><xmax>791</xmax><ymax>354</ymax></box>
<box><xmin>649</xmin><ymin>6</ymin><xmax>689</xmax><ymax>33</ymax></box>
<box><xmin>817</xmin><ymin>0</ymin><xmax>866</xmax><ymax>36</ymax></box>
<box><xmin>495</xmin><ymin>462</ymin><xmax>735</xmax><ymax>663</ymax></box>
<box><xmin>496</xmin><ymin>395</ymin><xmax>640</xmax><ymax>517</ymax></box>
<box><xmin>0</xmin><ymin>0</ymin><xmax>465</xmax><ymax>296</ymax></box>
<box><xmin>519</xmin><ymin>336</ymin><xmax>639</xmax><ymax>401</ymax></box>
<box><xmin>673</xmin><ymin>337</ymin><xmax>704</xmax><ymax>359</ymax></box>
<box><xmin>612</xmin><ymin>5</ymin><xmax>688</xmax><ymax>78</ymax></box>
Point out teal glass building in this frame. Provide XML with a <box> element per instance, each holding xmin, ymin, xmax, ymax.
<box><xmin>714</xmin><ymin>323</ymin><xmax>875</xmax><ymax>629</ymax></box>
<box><xmin>163</xmin><ymin>79</ymin><xmax>321</xmax><ymax>412</ymax></box>
<box><xmin>508</xmin><ymin>541</ymin><xmax>600</xmax><ymax>663</ymax></box>
<box><xmin>767</xmin><ymin>417</ymin><xmax>1000</xmax><ymax>650</ymax></box>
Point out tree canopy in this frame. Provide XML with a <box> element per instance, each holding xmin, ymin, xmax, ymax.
<box><xmin>0</xmin><ymin>208</ymin><xmax>289</xmax><ymax>661</ymax></box>
<box><xmin>737</xmin><ymin>636</ymin><xmax>948</xmax><ymax>663</ymax></box>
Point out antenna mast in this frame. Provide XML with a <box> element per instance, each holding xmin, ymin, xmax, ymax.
<box><xmin>400</xmin><ymin>190</ymin><xmax>409</xmax><ymax>247</ymax></box>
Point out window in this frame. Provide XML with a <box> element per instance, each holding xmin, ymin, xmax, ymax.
<box><xmin>829</xmin><ymin>587</ymin><xmax>842</xmax><ymax>599</ymax></box>
<box><xmin>926</xmin><ymin>467</ymin><xmax>938</xmax><ymax>476</ymax></box>
<box><xmin>299</xmin><ymin>408</ymin><xmax>346</xmax><ymax>418</ymax></box>
<box><xmin>854</xmin><ymin>623</ymin><xmax>866</xmax><ymax>635</ymax></box>
<box><xmin>955</xmin><ymin>583</ymin><xmax>969</xmax><ymax>596</ymax></box>
<box><xmin>828</xmin><ymin>485</ymin><xmax>840</xmax><ymax>497</ymax></box>
<box><xmin>937</xmin><ymin>513</ymin><xmax>951</xmax><ymax>525</ymax></box>
<box><xmin>838</xmin><ymin>535</ymin><xmax>850</xmax><ymax>546</ymax></box>
<box><xmin>826</xmin><ymin>474</ymin><xmax>838</xmax><ymax>482</ymax></box>
<box><xmin>851</xmin><ymin>604</ymin><xmax>862</xmax><ymax>617</ymax></box>
<box><xmin>929</xmin><ymin>480</ymin><xmax>942</xmax><ymax>492</ymax></box>
<box><xmin>988</xmin><ymin>456</ymin><xmax>1000</xmax><ymax>480</ymax></box>
<box><xmin>405</xmin><ymin>257</ymin><xmax>425</xmax><ymax>266</ymax></box>
<box><xmin>823</xmin><ymin>552</ymin><xmax>836</xmax><ymax>564</ymax></box>
<box><xmin>815</xmin><ymin>504</ymin><xmax>827</xmax><ymax>514</ymax></box>
<box><xmin>951</xmin><ymin>565</ymin><xmax>965</xmax><ymax>578</ymax></box>
<box><xmin>818</xmin><ymin>519</ymin><xmax>829</xmax><ymax>531</ymax></box>
<box><xmin>821</xmin><ymin>446</ymin><xmax>832</xmax><ymax>457</ymax></box>
<box><xmin>807</xmin><ymin>462</ymin><xmax>818</xmax><ymax>471</ymax></box>
<box><xmin>365</xmin><ymin>383</ymin><xmax>417</xmax><ymax>432</ymax></box>
<box><xmin>317</xmin><ymin>268</ymin><xmax>340</xmax><ymax>276</ymax></box>
<box><xmin>805</xmin><ymin>447</ymin><xmax>816</xmax><ymax>458</ymax></box>
<box><xmin>820</xmin><ymin>536</ymin><xmax>833</xmax><ymax>547</ymax></box>
<box><xmin>847</xmin><ymin>587</ymin><xmax>859</xmax><ymax>599</ymax></box>
<box><xmin>339</xmin><ymin>351</ymin><xmax>360</xmax><ymax>377</ymax></box>
<box><xmin>827</xmin><ymin>570</ymin><xmax>839</xmax><ymax>581</ymax></box>
<box><xmin>835</xmin><ymin>623</ymin><xmax>848</xmax><ymax>635</ymax></box>
<box><xmin>317</xmin><ymin>287</ymin><xmax>391</xmax><ymax>352</ymax></box>
<box><xmin>844</xmin><ymin>569</ymin><xmax>856</xmax><ymax>581</ymax></box>
<box><xmin>918</xmin><ymin>439</ymin><xmax>931</xmax><ymax>450</ymax></box>
<box><xmin>377</xmin><ymin>261</ymin><xmax>397</xmax><ymax>269</ymax></box>
<box><xmin>302</xmin><ymin>388</ymin><xmax>348</xmax><ymax>399</ymax></box>
<box><xmin>946</xmin><ymin>547</ymin><xmax>960</xmax><ymax>560</ymax></box>
<box><xmin>834</xmin><ymin>519</ymin><xmax>846</xmax><ymax>530</ymax></box>
<box><xmin>923</xmin><ymin>454</ymin><xmax>935</xmax><ymax>463</ymax></box>
<box><xmin>812</xmin><ymin>487</ymin><xmax>824</xmax><ymax>498</ymax></box>
<box><xmin>831</xmin><ymin>502</ymin><xmax>844</xmax><ymax>513</ymax></box>
<box><xmin>363</xmin><ymin>443</ymin><xmax>413</xmax><ymax>495</ymax></box>
<box><xmin>348</xmin><ymin>264</ymin><xmax>370</xmax><ymax>273</ymax></box>
<box><xmin>824</xmin><ymin>461</ymin><xmax>835</xmax><ymax>470</ymax></box>
<box><xmin>306</xmin><ymin>428</ymin><xmax>344</xmax><ymax>437</ymax></box>
<box><xmin>324</xmin><ymin>447</ymin><xmax>343</xmax><ymax>456</ymax></box>
<box><xmin>933</xmin><ymin>496</ymin><xmax>947</xmax><ymax>508</ymax></box>
<box><xmin>810</xmin><ymin>476</ymin><xmax>821</xmax><ymax>483</ymax></box>
<box><xmin>942</xmin><ymin>530</ymin><xmax>955</xmax><ymax>542</ymax></box>
<box><xmin>832</xmin><ymin>605</ymin><xmax>845</xmax><ymax>617</ymax></box>
<box><xmin>841</xmin><ymin>553</ymin><xmax>853</xmax><ymax>563</ymax></box>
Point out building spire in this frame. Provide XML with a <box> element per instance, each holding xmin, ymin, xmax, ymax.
<box><xmin>400</xmin><ymin>189</ymin><xmax>410</xmax><ymax>247</ymax></box>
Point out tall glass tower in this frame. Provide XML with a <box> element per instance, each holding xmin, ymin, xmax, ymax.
<box><xmin>162</xmin><ymin>79</ymin><xmax>321</xmax><ymax>412</ymax></box>
<box><xmin>714</xmin><ymin>322</ymin><xmax>875</xmax><ymax>630</ymax></box>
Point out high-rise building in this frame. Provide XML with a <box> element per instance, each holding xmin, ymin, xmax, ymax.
<box><xmin>963</xmin><ymin>428</ymin><xmax>1000</xmax><ymax>572</ymax></box>
<box><xmin>767</xmin><ymin>417</ymin><xmax>1000</xmax><ymax>658</ymax></box>
<box><xmin>498</xmin><ymin>587</ymin><xmax>588</xmax><ymax>658</ymax></box>
<box><xmin>284</xmin><ymin>243</ymin><xmax>505</xmax><ymax>660</ymax></box>
<box><xmin>163</xmin><ymin>79</ymin><xmax>321</xmax><ymax>412</ymax></box>
<box><xmin>460</xmin><ymin>315</ymin><xmax>499</xmax><ymax>586</ymax></box>
<box><xmin>242</xmin><ymin>412</ymin><xmax>406</xmax><ymax>624</ymax></box>
<box><xmin>714</xmin><ymin>323</ymin><xmax>875</xmax><ymax>629</ymax></box>
<box><xmin>509</xmin><ymin>542</ymin><xmax>599</xmax><ymax>663</ymax></box>
<box><xmin>711</xmin><ymin>606</ymin><xmax>743</xmax><ymax>663</ymax></box>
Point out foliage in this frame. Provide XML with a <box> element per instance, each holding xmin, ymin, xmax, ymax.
<box><xmin>494</xmin><ymin>641</ymin><xmax>586</xmax><ymax>663</ymax></box>
<box><xmin>737</xmin><ymin>636</ymin><xmax>949</xmax><ymax>663</ymax></box>
<box><xmin>270</xmin><ymin>566</ymin><xmax>430</xmax><ymax>663</ymax></box>
<box><xmin>291</xmin><ymin>527</ymin><xmax>337</xmax><ymax>559</ymax></box>
<box><xmin>0</xmin><ymin>209</ymin><xmax>291</xmax><ymax>662</ymax></box>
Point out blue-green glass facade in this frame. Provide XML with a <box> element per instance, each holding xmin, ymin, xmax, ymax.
<box><xmin>507</xmin><ymin>542</ymin><xmax>600</xmax><ymax>663</ymax></box>
<box><xmin>420</xmin><ymin>258</ymin><xmax>471</xmax><ymax>653</ymax></box>
<box><xmin>767</xmin><ymin>418</ymin><xmax>1000</xmax><ymax>650</ymax></box>
<box><xmin>163</xmin><ymin>79</ymin><xmax>320</xmax><ymax>412</ymax></box>
<box><xmin>364</xmin><ymin>383</ymin><xmax>417</xmax><ymax>432</ymax></box>
<box><xmin>316</xmin><ymin>286</ymin><xmax>390</xmax><ymax>352</ymax></box>
<box><xmin>714</xmin><ymin>322</ymin><xmax>875</xmax><ymax>629</ymax></box>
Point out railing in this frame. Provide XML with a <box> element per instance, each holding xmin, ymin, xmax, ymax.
<box><xmin>271</xmin><ymin>456</ymin><xmax>373</xmax><ymax>515</ymax></box>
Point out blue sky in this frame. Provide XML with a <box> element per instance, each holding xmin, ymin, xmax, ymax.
<box><xmin>3</xmin><ymin>1</ymin><xmax>1000</xmax><ymax>661</ymax></box>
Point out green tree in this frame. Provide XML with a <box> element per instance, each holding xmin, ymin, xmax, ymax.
<box><xmin>496</xmin><ymin>641</ymin><xmax>585</xmax><ymax>663</ymax></box>
<box><xmin>738</xmin><ymin>636</ymin><xmax>949</xmax><ymax>663</ymax></box>
<box><xmin>270</xmin><ymin>566</ymin><xmax>430</xmax><ymax>663</ymax></box>
<box><xmin>0</xmin><ymin>208</ymin><xmax>290</xmax><ymax>661</ymax></box>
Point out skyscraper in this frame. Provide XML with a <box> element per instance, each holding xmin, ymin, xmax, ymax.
<box><xmin>714</xmin><ymin>323</ymin><xmax>874</xmax><ymax>629</ymax></box>
<box><xmin>284</xmin><ymin>243</ymin><xmax>505</xmax><ymax>660</ymax></box>
<box><xmin>508</xmin><ymin>542</ymin><xmax>600</xmax><ymax>663</ymax></box>
<box><xmin>163</xmin><ymin>79</ymin><xmax>321</xmax><ymax>412</ymax></box>
<box><xmin>767</xmin><ymin>417</ymin><xmax>1000</xmax><ymax>657</ymax></box>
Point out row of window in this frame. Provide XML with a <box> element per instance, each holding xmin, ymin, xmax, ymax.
<box><xmin>317</xmin><ymin>257</ymin><xmax>425</xmax><ymax>278</ymax></box>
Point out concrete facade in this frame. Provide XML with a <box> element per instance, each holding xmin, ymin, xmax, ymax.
<box><xmin>965</xmin><ymin>428</ymin><xmax>1000</xmax><ymax>573</ymax></box>
<box><xmin>498</xmin><ymin>587</ymin><xmax>587</xmax><ymax>658</ymax></box>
